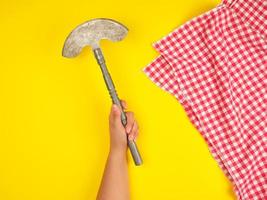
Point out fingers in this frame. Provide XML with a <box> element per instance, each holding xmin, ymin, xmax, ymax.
<box><xmin>125</xmin><ymin>111</ymin><xmax>139</xmax><ymax>141</ymax></box>
<box><xmin>125</xmin><ymin>112</ymin><xmax>134</xmax><ymax>134</ymax></box>
<box><xmin>120</xmin><ymin>99</ymin><xmax>127</xmax><ymax>110</ymax></box>
<box><xmin>128</xmin><ymin>121</ymin><xmax>139</xmax><ymax>141</ymax></box>
<box><xmin>110</xmin><ymin>101</ymin><xmax>139</xmax><ymax>141</ymax></box>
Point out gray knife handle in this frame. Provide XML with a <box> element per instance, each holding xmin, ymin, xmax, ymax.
<box><xmin>94</xmin><ymin>48</ymin><xmax>142</xmax><ymax>166</ymax></box>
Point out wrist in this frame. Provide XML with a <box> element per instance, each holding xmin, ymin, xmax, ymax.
<box><xmin>109</xmin><ymin>147</ymin><xmax>127</xmax><ymax>160</ymax></box>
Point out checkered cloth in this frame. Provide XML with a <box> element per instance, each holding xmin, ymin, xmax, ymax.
<box><xmin>143</xmin><ymin>0</ymin><xmax>267</xmax><ymax>199</ymax></box>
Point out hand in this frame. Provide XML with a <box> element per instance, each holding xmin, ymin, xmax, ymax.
<box><xmin>109</xmin><ymin>100</ymin><xmax>139</xmax><ymax>154</ymax></box>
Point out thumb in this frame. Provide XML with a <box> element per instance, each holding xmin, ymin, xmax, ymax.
<box><xmin>111</xmin><ymin>104</ymin><xmax>123</xmax><ymax>126</ymax></box>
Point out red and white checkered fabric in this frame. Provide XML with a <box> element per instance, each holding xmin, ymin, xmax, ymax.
<box><xmin>143</xmin><ymin>0</ymin><xmax>267</xmax><ymax>199</ymax></box>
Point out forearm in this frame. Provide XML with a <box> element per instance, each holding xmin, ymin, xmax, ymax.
<box><xmin>96</xmin><ymin>102</ymin><xmax>137</xmax><ymax>200</ymax></box>
<box><xmin>96</xmin><ymin>150</ymin><xmax>130</xmax><ymax>200</ymax></box>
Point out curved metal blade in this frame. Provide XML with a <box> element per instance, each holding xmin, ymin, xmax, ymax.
<box><xmin>62</xmin><ymin>18</ymin><xmax>128</xmax><ymax>58</ymax></box>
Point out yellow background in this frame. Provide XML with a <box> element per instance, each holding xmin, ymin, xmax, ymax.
<box><xmin>0</xmin><ymin>0</ymin><xmax>236</xmax><ymax>199</ymax></box>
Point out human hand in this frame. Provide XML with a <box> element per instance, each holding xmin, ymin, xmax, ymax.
<box><xmin>109</xmin><ymin>100</ymin><xmax>139</xmax><ymax>154</ymax></box>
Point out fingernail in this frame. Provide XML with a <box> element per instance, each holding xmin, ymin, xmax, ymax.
<box><xmin>128</xmin><ymin>135</ymin><xmax>134</xmax><ymax>140</ymax></box>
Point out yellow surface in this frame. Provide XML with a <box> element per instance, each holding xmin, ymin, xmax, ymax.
<box><xmin>0</xmin><ymin>0</ymin><xmax>236</xmax><ymax>199</ymax></box>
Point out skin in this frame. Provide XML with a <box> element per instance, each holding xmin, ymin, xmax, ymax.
<box><xmin>96</xmin><ymin>100</ymin><xmax>139</xmax><ymax>200</ymax></box>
